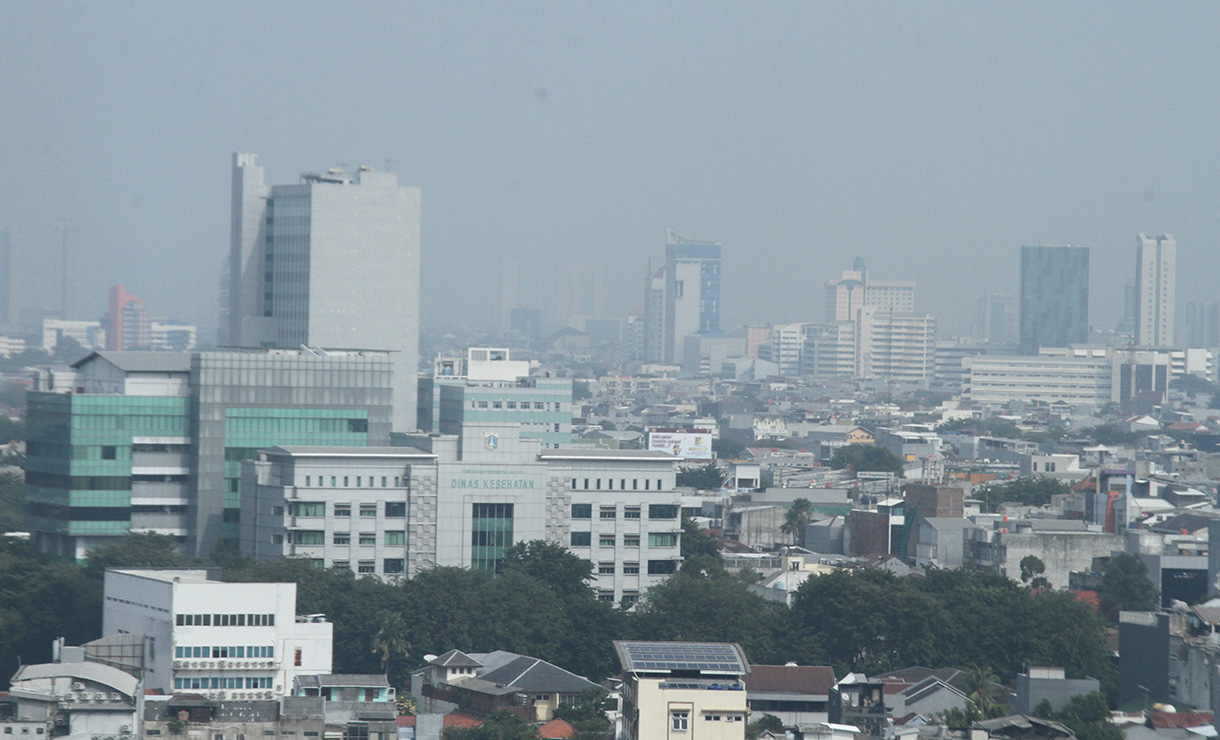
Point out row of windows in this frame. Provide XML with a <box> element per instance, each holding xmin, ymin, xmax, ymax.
<box><xmin>173</xmin><ymin>676</ymin><xmax>274</xmax><ymax>690</ymax></box>
<box><xmin>571</xmin><ymin>504</ymin><xmax>677</xmax><ymax>519</ymax></box>
<box><xmin>288</xmin><ymin>502</ymin><xmax>405</xmax><ymax>517</ymax></box>
<box><xmin>176</xmin><ymin>613</ymin><xmax>275</xmax><ymax>626</ymax></box>
<box><xmin>569</xmin><ymin>532</ymin><xmax>677</xmax><ymax>548</ymax></box>
<box><xmin>300</xmin><ymin>475</ymin><xmax>404</xmax><ymax>488</ymax></box>
<box><xmin>331</xmin><ymin>559</ymin><xmax>404</xmax><ymax>574</ymax></box>
<box><xmin>597</xmin><ymin>562</ymin><xmax>641</xmax><ymax>574</ymax></box>
<box><xmin>572</xmin><ymin>478</ymin><xmax>664</xmax><ymax>491</ymax></box>
<box><xmin>175</xmin><ymin>645</ymin><xmax>274</xmax><ymax>658</ymax></box>
<box><xmin>286</xmin><ymin>531</ymin><xmax>405</xmax><ymax>546</ymax></box>
<box><xmin>471</xmin><ymin>400</ymin><xmax>556</xmax><ymax>411</ymax></box>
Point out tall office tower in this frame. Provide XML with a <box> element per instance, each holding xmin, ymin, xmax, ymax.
<box><xmin>1185</xmin><ymin>302</ymin><xmax>1220</xmax><ymax>347</ymax></box>
<box><xmin>25</xmin><ymin>348</ymin><xmax>393</xmax><ymax>559</ymax></box>
<box><xmin>641</xmin><ymin>265</ymin><xmax>666</xmax><ymax>362</ymax></box>
<box><xmin>825</xmin><ymin>259</ymin><xmax>915</xmax><ymax>322</ymax></box>
<box><xmin>500</xmin><ymin>259</ymin><xmax>518</xmax><ymax>332</ymax></box>
<box><xmin>0</xmin><ymin>227</ymin><xmax>10</xmax><ymax>327</ymax></box>
<box><xmin>1018</xmin><ymin>245</ymin><xmax>1089</xmax><ymax>355</ymax></box>
<box><xmin>1135</xmin><ymin>233</ymin><xmax>1176</xmax><ymax>347</ymax></box>
<box><xmin>664</xmin><ymin>230</ymin><xmax>721</xmax><ymax>364</ymax></box>
<box><xmin>975</xmin><ymin>291</ymin><xmax>1016</xmax><ymax>344</ymax></box>
<box><xmin>227</xmin><ymin>154</ymin><xmax>420</xmax><ymax>431</ymax></box>
<box><xmin>104</xmin><ymin>284</ymin><xmax>151</xmax><ymax>351</ymax></box>
<box><xmin>1117</xmin><ymin>282</ymin><xmax>1138</xmax><ymax>335</ymax></box>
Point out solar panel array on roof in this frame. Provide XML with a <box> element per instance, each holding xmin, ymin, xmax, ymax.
<box><xmin>617</xmin><ymin>642</ymin><xmax>747</xmax><ymax>674</ymax></box>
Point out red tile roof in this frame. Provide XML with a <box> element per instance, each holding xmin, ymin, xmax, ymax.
<box><xmin>397</xmin><ymin>716</ymin><xmax>415</xmax><ymax>728</ymax></box>
<box><xmin>444</xmin><ymin>711</ymin><xmax>484</xmax><ymax>729</ymax></box>
<box><xmin>744</xmin><ymin>665</ymin><xmax>836</xmax><ymax>696</ymax></box>
<box><xmin>1147</xmin><ymin>711</ymin><xmax>1213</xmax><ymax>729</ymax></box>
<box><xmin>539</xmin><ymin>718</ymin><xmax>578</xmax><ymax>738</ymax></box>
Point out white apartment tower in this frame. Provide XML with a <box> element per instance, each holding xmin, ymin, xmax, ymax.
<box><xmin>228</xmin><ymin>153</ymin><xmax>421</xmax><ymax>431</ymax></box>
<box><xmin>1135</xmin><ymin>233</ymin><xmax>1176</xmax><ymax>347</ymax></box>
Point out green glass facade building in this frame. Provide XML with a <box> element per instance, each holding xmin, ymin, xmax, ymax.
<box><xmin>26</xmin><ymin>350</ymin><xmax>392</xmax><ymax>559</ymax></box>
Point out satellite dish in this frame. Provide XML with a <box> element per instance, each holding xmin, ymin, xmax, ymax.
<box><xmin>423</xmin><ymin>654</ymin><xmax>438</xmax><ymax>662</ymax></box>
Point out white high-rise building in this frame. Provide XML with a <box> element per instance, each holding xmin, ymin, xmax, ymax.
<box><xmin>227</xmin><ymin>154</ymin><xmax>421</xmax><ymax>431</ymax></box>
<box><xmin>102</xmin><ymin>568</ymin><xmax>332</xmax><ymax>698</ymax></box>
<box><xmin>664</xmin><ymin>230</ymin><xmax>721</xmax><ymax>365</ymax></box>
<box><xmin>1135</xmin><ymin>233</ymin><xmax>1176</xmax><ymax>347</ymax></box>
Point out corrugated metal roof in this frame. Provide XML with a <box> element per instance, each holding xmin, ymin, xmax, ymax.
<box><xmin>73</xmin><ymin>351</ymin><xmax>192</xmax><ymax>373</ymax></box>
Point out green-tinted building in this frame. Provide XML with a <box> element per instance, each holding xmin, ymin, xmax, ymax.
<box><xmin>25</xmin><ymin>349</ymin><xmax>392</xmax><ymax>559</ymax></box>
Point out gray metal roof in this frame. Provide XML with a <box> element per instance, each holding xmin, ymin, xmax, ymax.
<box><xmin>73</xmin><ymin>351</ymin><xmax>192</xmax><ymax>373</ymax></box>
<box><xmin>267</xmin><ymin>446</ymin><xmax>435</xmax><ymax>458</ymax></box>
<box><xmin>478</xmin><ymin>656</ymin><xmax>600</xmax><ymax>695</ymax></box>
<box><xmin>429</xmin><ymin>649</ymin><xmax>482</xmax><ymax>668</ymax></box>
<box><xmin>11</xmin><ymin>661</ymin><xmax>140</xmax><ymax>697</ymax></box>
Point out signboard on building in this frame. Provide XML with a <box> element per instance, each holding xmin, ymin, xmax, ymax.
<box><xmin>648</xmin><ymin>431</ymin><xmax>713</xmax><ymax>460</ymax></box>
<box><xmin>856</xmin><ymin>471</ymin><xmax>895</xmax><ymax>480</ymax></box>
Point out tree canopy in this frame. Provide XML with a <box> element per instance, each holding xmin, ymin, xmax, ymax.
<box><xmin>976</xmin><ymin>477</ymin><xmax>1069</xmax><ymax>513</ymax></box>
<box><xmin>829</xmin><ymin>444</ymin><xmax>904</xmax><ymax>475</ymax></box>
<box><xmin>676</xmin><ymin>463</ymin><xmax>723</xmax><ymax>489</ymax></box>
<box><xmin>1098</xmin><ymin>553</ymin><xmax>1157</xmax><ymax>619</ymax></box>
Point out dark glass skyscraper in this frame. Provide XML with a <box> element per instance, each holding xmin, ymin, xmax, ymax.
<box><xmin>1019</xmin><ymin>245</ymin><xmax>1089</xmax><ymax>355</ymax></box>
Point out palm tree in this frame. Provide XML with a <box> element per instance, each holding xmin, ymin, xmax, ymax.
<box><xmin>781</xmin><ymin>498</ymin><xmax>815</xmax><ymax>548</ymax></box>
<box><xmin>370</xmin><ymin>613</ymin><xmax>411</xmax><ymax>675</ymax></box>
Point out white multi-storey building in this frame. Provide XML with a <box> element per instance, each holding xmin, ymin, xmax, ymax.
<box><xmin>102</xmin><ymin>568</ymin><xmax>332</xmax><ymax>698</ymax></box>
<box><xmin>1135</xmin><ymin>233</ymin><xmax>1176</xmax><ymax>347</ymax></box>
<box><xmin>227</xmin><ymin>153</ymin><xmax>421</xmax><ymax>431</ymax></box>
<box><xmin>242</xmin><ymin>425</ymin><xmax>683</xmax><ymax>604</ymax></box>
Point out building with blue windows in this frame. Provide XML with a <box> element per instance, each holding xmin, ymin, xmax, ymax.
<box><xmin>25</xmin><ymin>349</ymin><xmax>392</xmax><ymax>559</ymax></box>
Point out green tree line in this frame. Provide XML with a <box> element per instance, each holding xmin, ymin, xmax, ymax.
<box><xmin>0</xmin><ymin>532</ymin><xmax>1115</xmax><ymax>702</ymax></box>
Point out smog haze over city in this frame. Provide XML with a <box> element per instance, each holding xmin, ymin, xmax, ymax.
<box><xmin>3</xmin><ymin>2</ymin><xmax>1219</xmax><ymax>336</ymax></box>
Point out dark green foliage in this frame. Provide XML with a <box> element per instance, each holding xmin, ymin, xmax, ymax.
<box><xmin>1085</xmin><ymin>423</ymin><xmax>1140</xmax><ymax>445</ymax></box>
<box><xmin>788</xmin><ymin>568</ymin><xmax>1114</xmax><ymax>692</ymax></box>
<box><xmin>829</xmin><ymin>444</ymin><xmax>903</xmax><ymax>475</ymax></box>
<box><xmin>1035</xmin><ymin>692</ymin><xmax>1123</xmax><ymax>740</ymax></box>
<box><xmin>445</xmin><ymin>710</ymin><xmax>540</xmax><ymax>739</ymax></box>
<box><xmin>746</xmin><ymin>714</ymin><xmax>785</xmax><ymax>739</ymax></box>
<box><xmin>0</xmin><ymin>472</ymin><xmax>24</xmax><ymax>532</ymax></box>
<box><xmin>552</xmin><ymin>689</ymin><xmax>614</xmax><ymax>737</ymax></box>
<box><xmin>712</xmin><ymin>436</ymin><xmax>746</xmax><ymax>459</ymax></box>
<box><xmin>680</xmin><ymin>517</ymin><xmax>720</xmax><ymax>560</ymax></box>
<box><xmin>1174</xmin><ymin>374</ymin><xmax>1215</xmax><ymax>396</ymax></box>
<box><xmin>1098</xmin><ymin>553</ymin><xmax>1157</xmax><ymax>619</ymax></box>
<box><xmin>676</xmin><ymin>463</ymin><xmax>723</xmax><ymax>489</ymax></box>
<box><xmin>631</xmin><ymin>556</ymin><xmax>790</xmax><ymax>666</ymax></box>
<box><xmin>0</xmin><ymin>539</ymin><xmax>102</xmax><ymax>689</ymax></box>
<box><xmin>84</xmin><ymin>532</ymin><xmax>191</xmax><ymax>576</ymax></box>
<box><xmin>977</xmin><ymin>477</ymin><xmax>1069</xmax><ymax>513</ymax></box>
<box><xmin>1020</xmin><ymin>555</ymin><xmax>1047</xmax><ymax>588</ymax></box>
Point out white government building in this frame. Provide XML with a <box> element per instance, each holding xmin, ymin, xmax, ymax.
<box><xmin>102</xmin><ymin>568</ymin><xmax>333</xmax><ymax>698</ymax></box>
<box><xmin>241</xmin><ymin>423</ymin><xmax>684</xmax><ymax>604</ymax></box>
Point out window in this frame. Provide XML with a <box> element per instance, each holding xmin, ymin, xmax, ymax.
<box><xmin>356</xmin><ymin>476</ymin><xmax>362</xmax><ymax>487</ymax></box>
<box><xmin>290</xmin><ymin>502</ymin><xmax>324</xmax><ymax>517</ymax></box>
<box><xmin>272</xmin><ymin>534</ymin><xmax>284</xmax><ymax>544</ymax></box>
<box><xmin>334</xmin><ymin>504</ymin><xmax>351</xmax><ymax>517</ymax></box>
<box><xmin>385</xmin><ymin>502</ymin><xmax>406</xmax><ymax>517</ymax></box>
<box><xmin>359</xmin><ymin>505</ymin><xmax>377</xmax><ymax>517</ymax></box>
<box><xmin>649</xmin><ymin>532</ymin><xmax>678</xmax><ymax>548</ymax></box>
<box><xmin>598</xmin><ymin>591</ymin><xmax>615</xmax><ymax>602</ymax></box>
<box><xmin>343</xmin><ymin>476</ymin><xmax>349</xmax><ymax>487</ymax></box>
<box><xmin>672</xmin><ymin>711</ymin><xmax>689</xmax><ymax>731</ymax></box>
<box><xmin>384</xmin><ymin>559</ymin><xmax>405</xmax><ymax>574</ymax></box>
<box><xmin>330</xmin><ymin>476</ymin><xmax>337</xmax><ymax>487</ymax></box>
<box><xmin>305</xmin><ymin>476</ymin><xmax>311</xmax><ymax>487</ymax></box>
<box><xmin>493</xmin><ymin>401</ymin><xmax>502</xmax><ymax>409</ymax></box>
<box><xmin>506</xmin><ymin>401</ymin><xmax>517</xmax><ymax>409</ymax></box>
<box><xmin>333</xmin><ymin>560</ymin><xmax>350</xmax><ymax>570</ymax></box>
<box><xmin>358</xmin><ymin>561</ymin><xmax>376</xmax><ymax>574</ymax></box>
<box><xmin>600</xmin><ymin>507</ymin><xmax>616</xmax><ymax>519</ymax></box>
<box><xmin>583</xmin><ymin>478</ymin><xmax>589</xmax><ymax>489</ymax></box>
<box><xmin>289</xmin><ymin>530</ymin><xmax>324</xmax><ymax>545</ymax></box>
<box><xmin>534</xmin><ymin>402</ymin><xmax>545</xmax><ymax>410</ymax></box>
<box><xmin>381</xmin><ymin>477</ymin><xmax>388</xmax><ymax>487</ymax></box>
<box><xmin>273</xmin><ymin>506</ymin><xmax>284</xmax><ymax>516</ymax></box>
<box><xmin>101</xmin><ymin>445</ymin><xmax>117</xmax><ymax>460</ymax></box>
<box><xmin>595</xmin><ymin>478</ymin><xmax>602</xmax><ymax>490</ymax></box>
<box><xmin>570</xmin><ymin>531</ymin><xmax>591</xmax><ymax>547</ymax></box>
<box><xmin>333</xmin><ymin>533</ymin><xmax>350</xmax><ymax>545</ymax></box>
<box><xmin>600</xmin><ymin>535</ymin><xmax>616</xmax><ymax>547</ymax></box>
<box><xmin>648</xmin><ymin>560</ymin><xmax>678</xmax><ymax>575</ymax></box>
<box><xmin>471</xmin><ymin>503</ymin><xmax>514</xmax><ymax>571</ymax></box>
<box><xmin>649</xmin><ymin>504</ymin><xmax>678</xmax><ymax>519</ymax></box>
<box><xmin>624</xmin><ymin>507</ymin><xmax>640</xmax><ymax>519</ymax></box>
<box><xmin>385</xmin><ymin>531</ymin><xmax>405</xmax><ymax>546</ymax></box>
<box><xmin>599</xmin><ymin>562</ymin><xmax>615</xmax><ymax>574</ymax></box>
<box><xmin>571</xmin><ymin>503</ymin><xmax>591</xmax><ymax>519</ymax></box>
<box><xmin>623</xmin><ymin>562</ymin><xmax>640</xmax><ymax>574</ymax></box>
<box><xmin>359</xmin><ymin>533</ymin><xmax>376</xmax><ymax>546</ymax></box>
<box><xmin>632</xmin><ymin>479</ymin><xmax>638</xmax><ymax>490</ymax></box>
<box><xmin>705</xmin><ymin>714</ymin><xmax>721</xmax><ymax>721</ymax></box>
<box><xmin>624</xmin><ymin>535</ymin><xmax>640</xmax><ymax>547</ymax></box>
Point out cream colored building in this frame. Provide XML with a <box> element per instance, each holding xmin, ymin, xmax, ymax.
<box><xmin>615</xmin><ymin>641</ymin><xmax>750</xmax><ymax>740</ymax></box>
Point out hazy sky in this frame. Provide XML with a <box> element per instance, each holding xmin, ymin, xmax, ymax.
<box><xmin>3</xmin><ymin>2</ymin><xmax>1219</xmax><ymax>338</ymax></box>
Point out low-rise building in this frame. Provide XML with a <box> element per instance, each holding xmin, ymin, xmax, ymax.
<box><xmin>744</xmin><ymin>664</ymin><xmax>835</xmax><ymax>727</ymax></box>
<box><xmin>615</xmin><ymin>641</ymin><xmax>750</xmax><ymax>740</ymax></box>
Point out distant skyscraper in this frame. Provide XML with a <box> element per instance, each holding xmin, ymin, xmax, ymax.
<box><xmin>105</xmin><ymin>284</ymin><xmax>150</xmax><ymax>351</ymax></box>
<box><xmin>664</xmin><ymin>230</ymin><xmax>721</xmax><ymax>364</ymax></box>
<box><xmin>1135</xmin><ymin>233</ymin><xmax>1176</xmax><ymax>347</ymax></box>
<box><xmin>1184</xmin><ymin>302</ymin><xmax>1220</xmax><ymax>347</ymax></box>
<box><xmin>500</xmin><ymin>259</ymin><xmax>518</xmax><ymax>332</ymax></box>
<box><xmin>227</xmin><ymin>154</ymin><xmax>421</xmax><ymax>431</ymax></box>
<box><xmin>0</xmin><ymin>227</ymin><xmax>10</xmax><ymax>327</ymax></box>
<box><xmin>641</xmin><ymin>265</ymin><xmax>666</xmax><ymax>363</ymax></box>
<box><xmin>975</xmin><ymin>291</ymin><xmax>1016</xmax><ymax>345</ymax></box>
<box><xmin>1019</xmin><ymin>245</ymin><xmax>1089</xmax><ymax>354</ymax></box>
<box><xmin>825</xmin><ymin>258</ymin><xmax>914</xmax><ymax>322</ymax></box>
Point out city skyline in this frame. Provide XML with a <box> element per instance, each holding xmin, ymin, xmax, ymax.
<box><xmin>2</xmin><ymin>3</ymin><xmax>1218</xmax><ymax>338</ymax></box>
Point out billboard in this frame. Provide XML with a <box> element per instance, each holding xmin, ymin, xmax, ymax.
<box><xmin>648</xmin><ymin>431</ymin><xmax>713</xmax><ymax>460</ymax></box>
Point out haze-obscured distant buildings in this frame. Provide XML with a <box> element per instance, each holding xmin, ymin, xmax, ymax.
<box><xmin>1136</xmin><ymin>233</ymin><xmax>1176</xmax><ymax>347</ymax></box>
<box><xmin>1019</xmin><ymin>245</ymin><xmax>1089</xmax><ymax>355</ymax></box>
